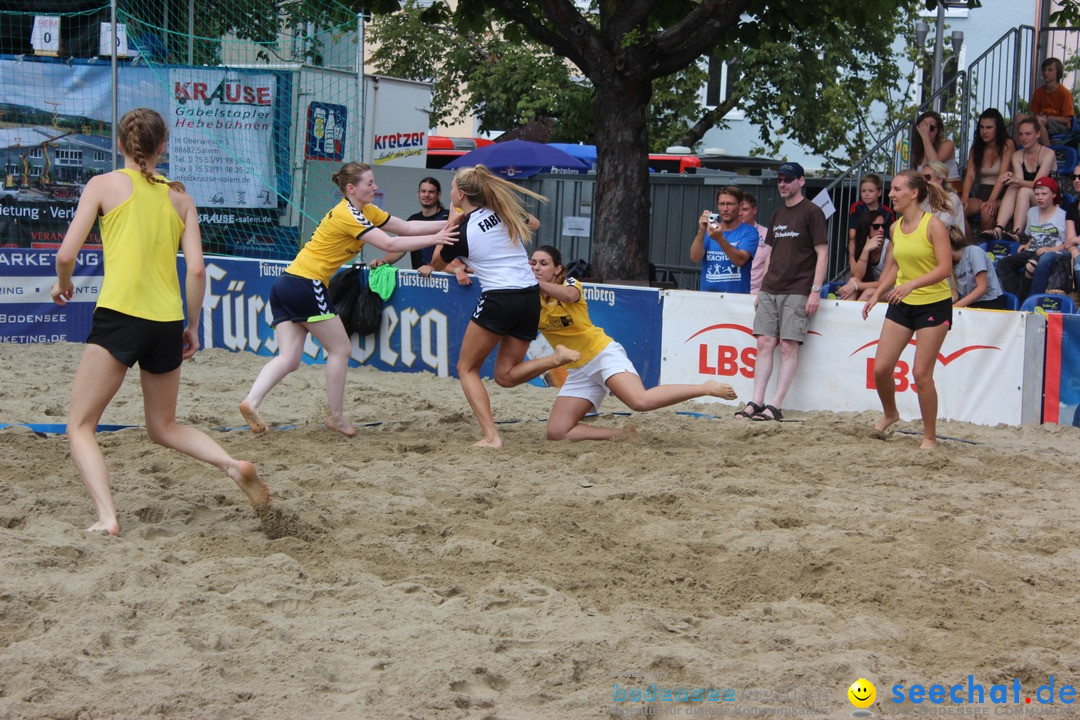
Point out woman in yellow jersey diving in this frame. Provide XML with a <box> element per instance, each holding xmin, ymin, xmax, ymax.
<box><xmin>50</xmin><ymin>108</ymin><xmax>269</xmax><ymax>536</ymax></box>
<box><xmin>530</xmin><ymin>246</ymin><xmax>737</xmax><ymax>441</ymax></box>
<box><xmin>862</xmin><ymin>170</ymin><xmax>954</xmax><ymax>450</ymax></box>
<box><xmin>240</xmin><ymin>162</ymin><xmax>458</xmax><ymax>437</ymax></box>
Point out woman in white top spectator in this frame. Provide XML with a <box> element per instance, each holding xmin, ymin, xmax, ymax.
<box><xmin>922</xmin><ymin>161</ymin><xmax>966</xmax><ymax>235</ymax></box>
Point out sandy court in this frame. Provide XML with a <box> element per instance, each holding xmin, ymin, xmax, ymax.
<box><xmin>1</xmin><ymin>341</ymin><xmax>1079</xmax><ymax>719</ymax></box>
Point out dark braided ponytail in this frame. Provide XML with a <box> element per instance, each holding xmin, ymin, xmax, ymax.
<box><xmin>118</xmin><ymin>108</ymin><xmax>186</xmax><ymax>193</ymax></box>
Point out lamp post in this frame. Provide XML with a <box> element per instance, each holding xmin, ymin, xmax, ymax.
<box><xmin>915</xmin><ymin>3</ymin><xmax>966</xmax><ymax>112</ymax></box>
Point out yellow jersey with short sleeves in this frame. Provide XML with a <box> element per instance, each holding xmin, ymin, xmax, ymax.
<box><xmin>892</xmin><ymin>212</ymin><xmax>951</xmax><ymax>305</ymax></box>
<box><xmin>287</xmin><ymin>199</ymin><xmax>390</xmax><ymax>285</ymax></box>
<box><xmin>96</xmin><ymin>168</ymin><xmax>185</xmax><ymax>322</ymax></box>
<box><xmin>538</xmin><ymin>278</ymin><xmax>612</xmax><ymax>368</ymax></box>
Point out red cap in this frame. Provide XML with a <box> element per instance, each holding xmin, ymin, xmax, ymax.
<box><xmin>1033</xmin><ymin>176</ymin><xmax>1063</xmax><ymax>204</ymax></box>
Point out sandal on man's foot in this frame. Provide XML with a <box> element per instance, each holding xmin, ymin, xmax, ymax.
<box><xmin>734</xmin><ymin>401</ymin><xmax>764</xmax><ymax>419</ymax></box>
<box><xmin>751</xmin><ymin>405</ymin><xmax>783</xmax><ymax>421</ymax></box>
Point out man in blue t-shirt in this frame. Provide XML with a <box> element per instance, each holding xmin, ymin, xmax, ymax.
<box><xmin>690</xmin><ymin>185</ymin><xmax>759</xmax><ymax>293</ymax></box>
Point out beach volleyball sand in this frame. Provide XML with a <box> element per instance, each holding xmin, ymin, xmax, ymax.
<box><xmin>1</xmin><ymin>341</ymin><xmax>1078</xmax><ymax>719</ymax></box>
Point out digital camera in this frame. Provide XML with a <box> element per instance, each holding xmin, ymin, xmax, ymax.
<box><xmin>708</xmin><ymin>213</ymin><xmax>720</xmax><ymax>224</ymax></box>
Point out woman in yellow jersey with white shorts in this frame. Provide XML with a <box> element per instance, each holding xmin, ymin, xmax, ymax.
<box><xmin>240</xmin><ymin>162</ymin><xmax>458</xmax><ymax>437</ymax></box>
<box><xmin>862</xmin><ymin>170</ymin><xmax>954</xmax><ymax>450</ymax></box>
<box><xmin>50</xmin><ymin>108</ymin><xmax>269</xmax><ymax>535</ymax></box>
<box><xmin>530</xmin><ymin>246</ymin><xmax>737</xmax><ymax>441</ymax></box>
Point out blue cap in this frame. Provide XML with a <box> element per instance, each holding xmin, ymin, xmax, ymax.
<box><xmin>776</xmin><ymin>162</ymin><xmax>805</xmax><ymax>179</ymax></box>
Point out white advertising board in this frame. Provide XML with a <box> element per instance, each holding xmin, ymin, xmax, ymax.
<box><xmin>169</xmin><ymin>68</ymin><xmax>278</xmax><ymax>209</ymax></box>
<box><xmin>660</xmin><ymin>291</ymin><xmax>1027</xmax><ymax>426</ymax></box>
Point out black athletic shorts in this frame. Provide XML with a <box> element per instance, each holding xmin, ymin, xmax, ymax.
<box><xmin>470</xmin><ymin>285</ymin><xmax>541</xmax><ymax>341</ymax></box>
<box><xmin>87</xmin><ymin>307</ymin><xmax>184</xmax><ymax>374</ymax></box>
<box><xmin>885</xmin><ymin>297</ymin><xmax>953</xmax><ymax>331</ymax></box>
<box><xmin>269</xmin><ymin>272</ymin><xmax>336</xmax><ymax>327</ymax></box>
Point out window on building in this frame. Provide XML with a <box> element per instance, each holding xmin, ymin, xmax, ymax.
<box><xmin>54</xmin><ymin>149</ymin><xmax>83</xmax><ymax>166</ymax></box>
<box><xmin>704</xmin><ymin>56</ymin><xmax>744</xmax><ymax>119</ymax></box>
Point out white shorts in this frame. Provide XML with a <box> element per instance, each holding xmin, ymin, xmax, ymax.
<box><xmin>557</xmin><ymin>341</ymin><xmax>639</xmax><ymax>411</ymax></box>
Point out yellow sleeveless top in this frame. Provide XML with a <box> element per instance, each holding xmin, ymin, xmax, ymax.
<box><xmin>97</xmin><ymin>168</ymin><xmax>185</xmax><ymax>321</ymax></box>
<box><xmin>537</xmin><ymin>278</ymin><xmax>612</xmax><ymax>368</ymax></box>
<box><xmin>891</xmin><ymin>212</ymin><xmax>951</xmax><ymax>305</ymax></box>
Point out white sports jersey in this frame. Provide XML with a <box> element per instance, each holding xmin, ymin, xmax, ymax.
<box><xmin>440</xmin><ymin>207</ymin><xmax>536</xmax><ymax>292</ymax></box>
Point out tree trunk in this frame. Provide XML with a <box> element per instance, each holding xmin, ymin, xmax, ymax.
<box><xmin>591</xmin><ymin>75</ymin><xmax>653</xmax><ymax>282</ymax></box>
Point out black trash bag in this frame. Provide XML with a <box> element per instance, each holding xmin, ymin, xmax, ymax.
<box><xmin>1047</xmin><ymin>252</ymin><xmax>1076</xmax><ymax>295</ymax></box>
<box><xmin>564</xmin><ymin>258</ymin><xmax>593</xmax><ymax>280</ymax></box>
<box><xmin>329</xmin><ymin>265</ymin><xmax>382</xmax><ymax>336</ymax></box>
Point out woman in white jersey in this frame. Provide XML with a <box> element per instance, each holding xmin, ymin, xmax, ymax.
<box><xmin>530</xmin><ymin>245</ymin><xmax>737</xmax><ymax>440</ymax></box>
<box><xmin>431</xmin><ymin>165</ymin><xmax>579</xmax><ymax>448</ymax></box>
<box><xmin>50</xmin><ymin>108</ymin><xmax>269</xmax><ymax>535</ymax></box>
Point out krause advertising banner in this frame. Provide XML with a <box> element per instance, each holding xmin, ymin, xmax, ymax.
<box><xmin>0</xmin><ymin>251</ymin><xmax>659</xmax><ymax>388</ymax></box>
<box><xmin>170</xmin><ymin>68</ymin><xmax>278</xmax><ymax>209</ymax></box>
<box><xmin>0</xmin><ymin>58</ymin><xmax>290</xmax><ymax>251</ymax></box>
<box><xmin>660</xmin><ymin>291</ymin><xmax>1027</xmax><ymax>426</ymax></box>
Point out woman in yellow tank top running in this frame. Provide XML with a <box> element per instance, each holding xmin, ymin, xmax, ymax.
<box><xmin>861</xmin><ymin>170</ymin><xmax>953</xmax><ymax>450</ymax></box>
<box><xmin>50</xmin><ymin>108</ymin><xmax>269</xmax><ymax>535</ymax></box>
<box><xmin>531</xmin><ymin>246</ymin><xmax>736</xmax><ymax>441</ymax></box>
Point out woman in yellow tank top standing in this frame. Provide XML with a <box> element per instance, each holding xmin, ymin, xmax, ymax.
<box><xmin>862</xmin><ymin>170</ymin><xmax>953</xmax><ymax>450</ymax></box>
<box><xmin>50</xmin><ymin>108</ymin><xmax>269</xmax><ymax>535</ymax></box>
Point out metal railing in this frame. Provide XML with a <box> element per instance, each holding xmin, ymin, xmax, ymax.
<box><xmin>824</xmin><ymin>26</ymin><xmax>1037</xmax><ymax>282</ymax></box>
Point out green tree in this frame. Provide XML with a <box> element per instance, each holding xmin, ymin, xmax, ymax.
<box><xmin>366</xmin><ymin>0</ymin><xmax>921</xmax><ymax>280</ymax></box>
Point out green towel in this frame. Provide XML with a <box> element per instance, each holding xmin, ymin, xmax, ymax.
<box><xmin>367</xmin><ymin>264</ymin><xmax>398</xmax><ymax>301</ymax></box>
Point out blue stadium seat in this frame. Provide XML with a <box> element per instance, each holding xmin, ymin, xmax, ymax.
<box><xmin>1051</xmin><ymin>145</ymin><xmax>1079</xmax><ymax>179</ymax></box>
<box><xmin>821</xmin><ymin>281</ymin><xmax>845</xmax><ymax>299</ymax></box>
<box><xmin>1020</xmin><ymin>293</ymin><xmax>1075</xmax><ymax>314</ymax></box>
<box><xmin>1000</xmin><ymin>292</ymin><xmax>1019</xmax><ymax>311</ymax></box>
<box><xmin>978</xmin><ymin>240</ymin><xmax>1020</xmax><ymax>263</ymax></box>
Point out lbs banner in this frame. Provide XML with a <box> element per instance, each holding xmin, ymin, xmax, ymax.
<box><xmin>0</xmin><ymin>251</ymin><xmax>662</xmax><ymax>388</ymax></box>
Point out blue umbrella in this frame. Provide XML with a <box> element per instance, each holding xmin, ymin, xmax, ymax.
<box><xmin>547</xmin><ymin>143</ymin><xmax>597</xmax><ymax>171</ymax></box>
<box><xmin>443</xmin><ymin>139</ymin><xmax>589</xmax><ymax>179</ymax></box>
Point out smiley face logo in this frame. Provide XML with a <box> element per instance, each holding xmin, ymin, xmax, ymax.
<box><xmin>848</xmin><ymin>678</ymin><xmax>876</xmax><ymax>709</ymax></box>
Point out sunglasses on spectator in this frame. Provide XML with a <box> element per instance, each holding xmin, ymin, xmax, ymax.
<box><xmin>923</xmin><ymin>174</ymin><xmax>935</xmax><ymax>181</ymax></box>
<box><xmin>927</xmin><ymin>124</ymin><xmax>938</xmax><ymax>130</ymax></box>
<box><xmin>1069</xmin><ymin>174</ymin><xmax>1080</xmax><ymax>180</ymax></box>
<box><xmin>871</xmin><ymin>222</ymin><xmax>886</xmax><ymax>229</ymax></box>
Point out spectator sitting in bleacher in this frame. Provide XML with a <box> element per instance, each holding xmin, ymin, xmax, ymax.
<box><xmin>1014</xmin><ymin>57</ymin><xmax>1075</xmax><ymax>146</ymax></box>
<box><xmin>993</xmin><ymin>117</ymin><xmax>1056</xmax><ymax>239</ymax></box>
<box><xmin>950</xmin><ymin>226</ymin><xmax>1005</xmax><ymax>310</ymax></box>
<box><xmin>837</xmin><ymin>209</ymin><xmax>889</xmax><ymax>301</ymax></box>
<box><xmin>922</xmin><ymin>161</ymin><xmax>966</xmax><ymax>235</ymax></box>
<box><xmin>847</xmin><ymin>173</ymin><xmax>894</xmax><ymax>247</ymax></box>
<box><xmin>961</xmin><ymin>108</ymin><xmax>1015</xmax><ymax>235</ymax></box>
<box><xmin>995</xmin><ymin>176</ymin><xmax>1067</xmax><ymax>301</ymax></box>
<box><xmin>912</xmin><ymin>111</ymin><xmax>961</xmax><ymax>191</ymax></box>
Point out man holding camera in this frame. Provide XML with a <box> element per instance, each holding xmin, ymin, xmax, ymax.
<box><xmin>690</xmin><ymin>186</ymin><xmax>759</xmax><ymax>294</ymax></box>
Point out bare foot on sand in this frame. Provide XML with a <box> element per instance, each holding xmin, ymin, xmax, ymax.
<box><xmin>616</xmin><ymin>425</ymin><xmax>641</xmax><ymax>442</ymax></box>
<box><xmin>553</xmin><ymin>345</ymin><xmax>581</xmax><ymax>366</ymax></box>
<box><xmin>472</xmin><ymin>436</ymin><xmax>503</xmax><ymax>449</ymax></box>
<box><xmin>874</xmin><ymin>413</ymin><xmax>900</xmax><ymax>433</ymax></box>
<box><xmin>325</xmin><ymin>414</ymin><xmax>358</xmax><ymax>437</ymax></box>
<box><xmin>228</xmin><ymin>460</ymin><xmax>270</xmax><ymax>506</ymax></box>
<box><xmin>86</xmin><ymin>520</ymin><xmax>120</xmax><ymax>536</ymax></box>
<box><xmin>239</xmin><ymin>401</ymin><xmax>268</xmax><ymax>434</ymax></box>
<box><xmin>704</xmin><ymin>381</ymin><xmax>737</xmax><ymax>400</ymax></box>
<box><xmin>920</xmin><ymin>437</ymin><xmax>938</xmax><ymax>450</ymax></box>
